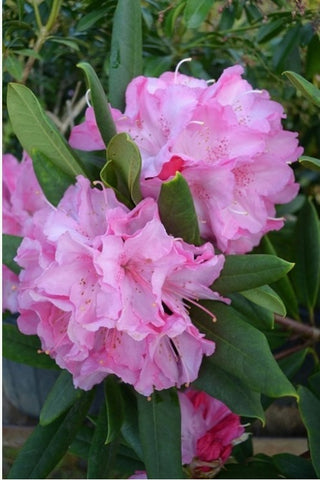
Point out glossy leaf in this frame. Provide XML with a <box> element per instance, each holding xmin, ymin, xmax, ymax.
<box><xmin>158</xmin><ymin>172</ymin><xmax>201</xmax><ymax>245</ymax></box>
<box><xmin>273</xmin><ymin>453</ymin><xmax>317</xmax><ymax>478</ymax></box>
<box><xmin>194</xmin><ymin>360</ymin><xmax>265</xmax><ymax>421</ymax></box>
<box><xmin>184</xmin><ymin>0</ymin><xmax>213</xmax><ymax>28</ymax></box>
<box><xmin>298</xmin><ymin>386</ymin><xmax>320</xmax><ymax>477</ymax></box>
<box><xmin>69</xmin><ymin>425</ymin><xmax>94</xmax><ymax>460</ymax></box>
<box><xmin>101</xmin><ymin>132</ymin><xmax>142</xmax><ymax>207</ymax></box>
<box><xmin>194</xmin><ymin>301</ymin><xmax>297</xmax><ymax>398</ymax></box>
<box><xmin>137</xmin><ymin>389</ymin><xmax>183</xmax><ymax>479</ymax></box>
<box><xmin>211</xmin><ymin>254</ymin><xmax>294</xmax><ymax>295</ymax></box>
<box><xmin>299</xmin><ymin>155</ymin><xmax>320</xmax><ymax>171</ymax></box>
<box><xmin>87</xmin><ymin>401</ymin><xmax>111</xmax><ymax>479</ymax></box>
<box><xmin>259</xmin><ymin>235</ymin><xmax>299</xmax><ymax>320</ymax></box>
<box><xmin>278</xmin><ymin>348</ymin><xmax>308</xmax><ymax>380</ymax></box>
<box><xmin>8</xmin><ymin>391</ymin><xmax>94</xmax><ymax>479</ymax></box>
<box><xmin>229</xmin><ymin>293</ymin><xmax>274</xmax><ymax>330</ymax></box>
<box><xmin>2</xmin><ymin>323</ymin><xmax>59</xmax><ymax>370</ymax></box>
<box><xmin>2</xmin><ymin>234</ymin><xmax>22</xmax><ymax>274</ymax></box>
<box><xmin>273</xmin><ymin>25</ymin><xmax>301</xmax><ymax>73</ymax></box>
<box><xmin>105</xmin><ymin>375</ymin><xmax>125</xmax><ymax>445</ymax></box>
<box><xmin>120</xmin><ymin>384</ymin><xmax>143</xmax><ymax>460</ymax></box>
<box><xmin>240</xmin><ymin>285</ymin><xmax>286</xmax><ymax>316</ymax></box>
<box><xmin>291</xmin><ymin>198</ymin><xmax>320</xmax><ymax>309</ymax></box>
<box><xmin>40</xmin><ymin>371</ymin><xmax>83</xmax><ymax>426</ymax></box>
<box><xmin>7</xmin><ymin>83</ymin><xmax>87</xmax><ymax>178</ymax></box>
<box><xmin>109</xmin><ymin>0</ymin><xmax>142</xmax><ymax>111</ymax></box>
<box><xmin>77</xmin><ymin>62</ymin><xmax>117</xmax><ymax>147</ymax></box>
<box><xmin>32</xmin><ymin>149</ymin><xmax>75</xmax><ymax>206</ymax></box>
<box><xmin>218</xmin><ymin>454</ymin><xmax>281</xmax><ymax>478</ymax></box>
<box><xmin>283</xmin><ymin>71</ymin><xmax>320</xmax><ymax>107</ymax></box>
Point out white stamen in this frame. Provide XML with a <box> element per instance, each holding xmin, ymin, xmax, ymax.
<box><xmin>267</xmin><ymin>216</ymin><xmax>284</xmax><ymax>222</ymax></box>
<box><xmin>229</xmin><ymin>207</ymin><xmax>249</xmax><ymax>215</ymax></box>
<box><xmin>174</xmin><ymin>57</ymin><xmax>192</xmax><ymax>83</ymax></box>
<box><xmin>240</xmin><ymin>89</ymin><xmax>264</xmax><ymax>97</ymax></box>
<box><xmin>85</xmin><ymin>89</ymin><xmax>92</xmax><ymax>108</ymax></box>
<box><xmin>206</xmin><ymin>79</ymin><xmax>216</xmax><ymax>85</ymax></box>
<box><xmin>189</xmin><ymin>120</ymin><xmax>205</xmax><ymax>126</ymax></box>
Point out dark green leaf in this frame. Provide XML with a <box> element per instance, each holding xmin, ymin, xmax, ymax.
<box><xmin>299</xmin><ymin>155</ymin><xmax>320</xmax><ymax>171</ymax></box>
<box><xmin>87</xmin><ymin>401</ymin><xmax>114</xmax><ymax>479</ymax></box>
<box><xmin>137</xmin><ymin>389</ymin><xmax>183</xmax><ymax>479</ymax></box>
<box><xmin>105</xmin><ymin>375</ymin><xmax>125</xmax><ymax>444</ymax></box>
<box><xmin>283</xmin><ymin>71</ymin><xmax>320</xmax><ymax>107</ymax></box>
<box><xmin>69</xmin><ymin>424</ymin><xmax>94</xmax><ymax>460</ymax></box>
<box><xmin>120</xmin><ymin>384</ymin><xmax>143</xmax><ymax>460</ymax></box>
<box><xmin>76</xmin><ymin>8</ymin><xmax>110</xmax><ymax>31</ymax></box>
<box><xmin>308</xmin><ymin>371</ymin><xmax>320</xmax><ymax>398</ymax></box>
<box><xmin>77</xmin><ymin>62</ymin><xmax>117</xmax><ymax>147</ymax></box>
<box><xmin>229</xmin><ymin>293</ymin><xmax>274</xmax><ymax>330</ymax></box>
<box><xmin>194</xmin><ymin>359</ymin><xmax>265</xmax><ymax>421</ymax></box>
<box><xmin>48</xmin><ymin>37</ymin><xmax>80</xmax><ymax>51</ymax></box>
<box><xmin>257</xmin><ymin>18</ymin><xmax>285</xmax><ymax>43</ymax></box>
<box><xmin>31</xmin><ymin>149</ymin><xmax>75</xmax><ymax>206</ymax></box>
<box><xmin>101</xmin><ymin>132</ymin><xmax>142</xmax><ymax>206</ymax></box>
<box><xmin>109</xmin><ymin>0</ymin><xmax>143</xmax><ymax>111</ymax></box>
<box><xmin>2</xmin><ymin>324</ymin><xmax>59</xmax><ymax>370</ymax></box>
<box><xmin>240</xmin><ymin>285</ymin><xmax>286</xmax><ymax>316</ymax></box>
<box><xmin>4</xmin><ymin>55</ymin><xmax>24</xmax><ymax>81</ymax></box>
<box><xmin>158</xmin><ymin>172</ymin><xmax>200</xmax><ymax>245</ymax></box>
<box><xmin>2</xmin><ymin>234</ymin><xmax>22</xmax><ymax>274</ymax></box>
<box><xmin>212</xmin><ymin>254</ymin><xmax>294</xmax><ymax>295</ymax></box>
<box><xmin>273</xmin><ymin>25</ymin><xmax>301</xmax><ymax>73</ymax></box>
<box><xmin>298</xmin><ymin>386</ymin><xmax>320</xmax><ymax>477</ymax></box>
<box><xmin>194</xmin><ymin>301</ymin><xmax>297</xmax><ymax>398</ymax></box>
<box><xmin>184</xmin><ymin>0</ymin><xmax>213</xmax><ymax>29</ymax></box>
<box><xmin>278</xmin><ymin>348</ymin><xmax>308</xmax><ymax>380</ymax></box>
<box><xmin>8</xmin><ymin>391</ymin><xmax>94</xmax><ymax>479</ymax></box>
<box><xmin>7</xmin><ymin>83</ymin><xmax>87</xmax><ymax>178</ymax></box>
<box><xmin>40</xmin><ymin>371</ymin><xmax>83</xmax><ymax>426</ymax></box>
<box><xmin>291</xmin><ymin>198</ymin><xmax>320</xmax><ymax>309</ymax></box>
<box><xmin>306</xmin><ymin>35</ymin><xmax>320</xmax><ymax>80</ymax></box>
<box><xmin>273</xmin><ymin>453</ymin><xmax>317</xmax><ymax>478</ymax></box>
<box><xmin>218</xmin><ymin>454</ymin><xmax>280</xmax><ymax>478</ymax></box>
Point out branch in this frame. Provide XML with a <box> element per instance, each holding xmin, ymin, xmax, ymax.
<box><xmin>274</xmin><ymin>314</ymin><xmax>320</xmax><ymax>341</ymax></box>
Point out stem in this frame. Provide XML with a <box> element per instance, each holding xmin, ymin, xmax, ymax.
<box><xmin>274</xmin><ymin>340</ymin><xmax>314</xmax><ymax>360</ymax></box>
<box><xmin>32</xmin><ymin>0</ymin><xmax>43</xmax><ymax>29</ymax></box>
<box><xmin>45</xmin><ymin>0</ymin><xmax>63</xmax><ymax>32</ymax></box>
<box><xmin>274</xmin><ymin>314</ymin><xmax>320</xmax><ymax>341</ymax></box>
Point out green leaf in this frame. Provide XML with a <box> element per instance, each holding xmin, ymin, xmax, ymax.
<box><xmin>291</xmin><ymin>198</ymin><xmax>320</xmax><ymax>309</ymax></box>
<box><xmin>273</xmin><ymin>25</ymin><xmax>301</xmax><ymax>73</ymax></box>
<box><xmin>283</xmin><ymin>71</ymin><xmax>320</xmax><ymax>107</ymax></box>
<box><xmin>109</xmin><ymin>0</ymin><xmax>142</xmax><ymax>111</ymax></box>
<box><xmin>31</xmin><ymin>149</ymin><xmax>75</xmax><ymax>206</ymax></box>
<box><xmin>7</xmin><ymin>83</ymin><xmax>87</xmax><ymax>178</ymax></box>
<box><xmin>120</xmin><ymin>384</ymin><xmax>143</xmax><ymax>460</ymax></box>
<box><xmin>69</xmin><ymin>425</ymin><xmax>94</xmax><ymax>460</ymax></box>
<box><xmin>48</xmin><ymin>37</ymin><xmax>80</xmax><ymax>51</ymax></box>
<box><xmin>240</xmin><ymin>285</ymin><xmax>286</xmax><ymax>316</ymax></box>
<box><xmin>4</xmin><ymin>55</ymin><xmax>24</xmax><ymax>81</ymax></box>
<box><xmin>308</xmin><ymin>371</ymin><xmax>320</xmax><ymax>398</ymax></box>
<box><xmin>229</xmin><ymin>293</ymin><xmax>274</xmax><ymax>330</ymax></box>
<box><xmin>2</xmin><ymin>324</ymin><xmax>59</xmax><ymax>370</ymax></box>
<box><xmin>298</xmin><ymin>386</ymin><xmax>320</xmax><ymax>477</ymax></box>
<box><xmin>278</xmin><ymin>348</ymin><xmax>308</xmax><ymax>380</ymax></box>
<box><xmin>137</xmin><ymin>389</ymin><xmax>183</xmax><ymax>479</ymax></box>
<box><xmin>219</xmin><ymin>454</ymin><xmax>281</xmax><ymax>478</ymax></box>
<box><xmin>306</xmin><ymin>35</ymin><xmax>320</xmax><ymax>80</ymax></box>
<box><xmin>101</xmin><ymin>132</ymin><xmax>142</xmax><ymax>207</ymax></box>
<box><xmin>40</xmin><ymin>371</ymin><xmax>83</xmax><ymax>426</ymax></box>
<box><xmin>8</xmin><ymin>391</ymin><xmax>94</xmax><ymax>479</ymax></box>
<box><xmin>259</xmin><ymin>235</ymin><xmax>299</xmax><ymax>320</ymax></box>
<box><xmin>194</xmin><ymin>360</ymin><xmax>265</xmax><ymax>421</ymax></box>
<box><xmin>299</xmin><ymin>155</ymin><xmax>320</xmax><ymax>171</ymax></box>
<box><xmin>158</xmin><ymin>172</ymin><xmax>201</xmax><ymax>245</ymax></box>
<box><xmin>77</xmin><ymin>62</ymin><xmax>117</xmax><ymax>147</ymax></box>
<box><xmin>257</xmin><ymin>18</ymin><xmax>285</xmax><ymax>43</ymax></box>
<box><xmin>212</xmin><ymin>254</ymin><xmax>294</xmax><ymax>295</ymax></box>
<box><xmin>2</xmin><ymin>234</ymin><xmax>22</xmax><ymax>274</ymax></box>
<box><xmin>184</xmin><ymin>0</ymin><xmax>213</xmax><ymax>29</ymax></box>
<box><xmin>273</xmin><ymin>453</ymin><xmax>317</xmax><ymax>478</ymax></box>
<box><xmin>87</xmin><ymin>401</ymin><xmax>111</xmax><ymax>479</ymax></box>
<box><xmin>76</xmin><ymin>8</ymin><xmax>109</xmax><ymax>31</ymax></box>
<box><xmin>105</xmin><ymin>375</ymin><xmax>124</xmax><ymax>445</ymax></box>
<box><xmin>194</xmin><ymin>301</ymin><xmax>297</xmax><ymax>398</ymax></box>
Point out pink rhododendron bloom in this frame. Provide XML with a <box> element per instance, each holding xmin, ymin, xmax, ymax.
<box><xmin>70</xmin><ymin>64</ymin><xmax>302</xmax><ymax>254</ymax></box>
<box><xmin>2</xmin><ymin>153</ymin><xmax>49</xmax><ymax>313</ymax></box>
<box><xmin>15</xmin><ymin>176</ymin><xmax>226</xmax><ymax>395</ymax></box>
<box><xmin>179</xmin><ymin>388</ymin><xmax>245</xmax><ymax>476</ymax></box>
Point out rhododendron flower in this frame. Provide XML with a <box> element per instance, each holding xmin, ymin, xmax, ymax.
<box><xmin>2</xmin><ymin>153</ymin><xmax>49</xmax><ymax>313</ymax></box>
<box><xmin>129</xmin><ymin>388</ymin><xmax>245</xmax><ymax>478</ymax></box>
<box><xmin>15</xmin><ymin>176</ymin><xmax>226</xmax><ymax>395</ymax></box>
<box><xmin>179</xmin><ymin>389</ymin><xmax>245</xmax><ymax>476</ymax></box>
<box><xmin>70</xmin><ymin>64</ymin><xmax>302</xmax><ymax>254</ymax></box>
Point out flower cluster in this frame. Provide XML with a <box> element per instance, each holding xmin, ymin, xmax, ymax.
<box><xmin>130</xmin><ymin>387</ymin><xmax>245</xmax><ymax>479</ymax></box>
<box><xmin>14</xmin><ymin>175</ymin><xmax>225</xmax><ymax>395</ymax></box>
<box><xmin>70</xmin><ymin>64</ymin><xmax>302</xmax><ymax>254</ymax></box>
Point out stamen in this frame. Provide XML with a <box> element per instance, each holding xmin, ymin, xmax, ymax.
<box><xmin>189</xmin><ymin>120</ymin><xmax>205</xmax><ymax>126</ymax></box>
<box><xmin>85</xmin><ymin>89</ymin><xmax>92</xmax><ymax>108</ymax></box>
<box><xmin>174</xmin><ymin>57</ymin><xmax>192</xmax><ymax>83</ymax></box>
<box><xmin>186</xmin><ymin>297</ymin><xmax>217</xmax><ymax>322</ymax></box>
<box><xmin>206</xmin><ymin>79</ymin><xmax>216</xmax><ymax>85</ymax></box>
<box><xmin>267</xmin><ymin>216</ymin><xmax>284</xmax><ymax>222</ymax></box>
<box><xmin>229</xmin><ymin>207</ymin><xmax>249</xmax><ymax>215</ymax></box>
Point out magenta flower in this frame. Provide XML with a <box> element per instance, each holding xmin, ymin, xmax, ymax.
<box><xmin>2</xmin><ymin>153</ymin><xmax>49</xmax><ymax>313</ymax></box>
<box><xmin>179</xmin><ymin>388</ymin><xmax>245</xmax><ymax>476</ymax></box>
<box><xmin>70</xmin><ymin>64</ymin><xmax>302</xmax><ymax>254</ymax></box>
<box><xmin>15</xmin><ymin>176</ymin><xmax>225</xmax><ymax>395</ymax></box>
